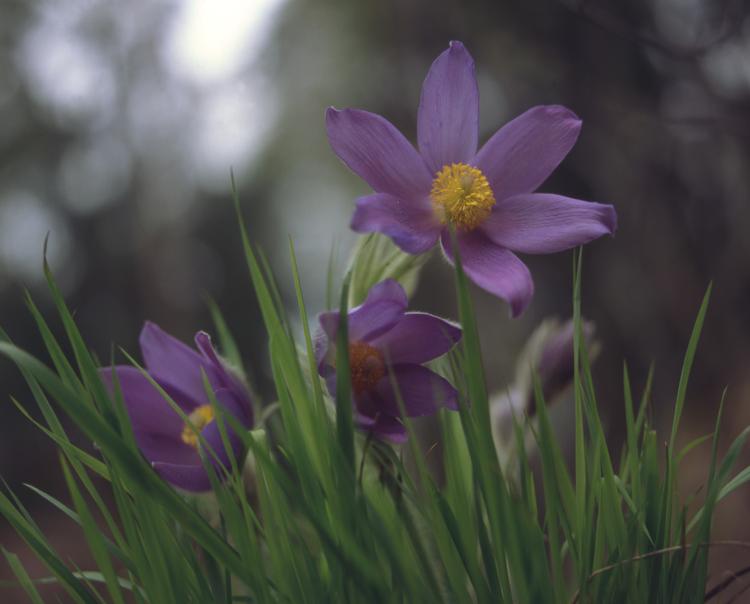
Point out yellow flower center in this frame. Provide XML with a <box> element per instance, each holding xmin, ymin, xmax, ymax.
<box><xmin>430</xmin><ymin>163</ymin><xmax>496</xmax><ymax>230</ymax></box>
<box><xmin>348</xmin><ymin>341</ymin><xmax>386</xmax><ymax>395</ymax></box>
<box><xmin>181</xmin><ymin>404</ymin><xmax>215</xmax><ymax>448</ymax></box>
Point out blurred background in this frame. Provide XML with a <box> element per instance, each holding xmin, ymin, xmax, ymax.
<box><xmin>1</xmin><ymin>0</ymin><xmax>750</xmax><ymax>598</ymax></box>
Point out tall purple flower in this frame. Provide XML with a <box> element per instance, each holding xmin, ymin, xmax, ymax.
<box><xmin>326</xmin><ymin>41</ymin><xmax>617</xmax><ymax>317</ymax></box>
<box><xmin>100</xmin><ymin>322</ymin><xmax>254</xmax><ymax>492</ymax></box>
<box><xmin>315</xmin><ymin>279</ymin><xmax>461</xmax><ymax>443</ymax></box>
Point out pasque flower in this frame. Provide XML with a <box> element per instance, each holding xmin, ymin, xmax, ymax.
<box><xmin>491</xmin><ymin>318</ymin><xmax>597</xmax><ymax>444</ymax></box>
<box><xmin>315</xmin><ymin>279</ymin><xmax>461</xmax><ymax>443</ymax></box>
<box><xmin>100</xmin><ymin>322</ymin><xmax>253</xmax><ymax>492</ymax></box>
<box><xmin>326</xmin><ymin>41</ymin><xmax>617</xmax><ymax>316</ymax></box>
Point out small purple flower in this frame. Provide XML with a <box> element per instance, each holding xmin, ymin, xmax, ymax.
<box><xmin>326</xmin><ymin>41</ymin><xmax>617</xmax><ymax>317</ymax></box>
<box><xmin>492</xmin><ymin>318</ymin><xmax>597</xmax><ymax>434</ymax></box>
<box><xmin>100</xmin><ymin>322</ymin><xmax>254</xmax><ymax>492</ymax></box>
<box><xmin>534</xmin><ymin>319</ymin><xmax>596</xmax><ymax>404</ymax></box>
<box><xmin>315</xmin><ymin>279</ymin><xmax>461</xmax><ymax>443</ymax></box>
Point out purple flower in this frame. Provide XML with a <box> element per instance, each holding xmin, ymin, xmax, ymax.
<box><xmin>326</xmin><ymin>41</ymin><xmax>617</xmax><ymax>317</ymax></box>
<box><xmin>315</xmin><ymin>279</ymin><xmax>461</xmax><ymax>443</ymax></box>
<box><xmin>491</xmin><ymin>319</ymin><xmax>597</xmax><ymax>457</ymax></box>
<box><xmin>492</xmin><ymin>317</ymin><xmax>597</xmax><ymax>434</ymax></box>
<box><xmin>100</xmin><ymin>322</ymin><xmax>254</xmax><ymax>492</ymax></box>
<box><xmin>534</xmin><ymin>319</ymin><xmax>596</xmax><ymax>404</ymax></box>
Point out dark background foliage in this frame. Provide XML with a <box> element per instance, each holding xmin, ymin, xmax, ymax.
<box><xmin>1</xmin><ymin>0</ymin><xmax>749</xmax><ymax>597</ymax></box>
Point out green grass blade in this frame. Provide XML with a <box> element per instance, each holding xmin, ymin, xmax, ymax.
<box><xmin>206</xmin><ymin>296</ymin><xmax>243</xmax><ymax>370</ymax></box>
<box><xmin>334</xmin><ymin>273</ymin><xmax>354</xmax><ymax>472</ymax></box>
<box><xmin>669</xmin><ymin>284</ymin><xmax>712</xmax><ymax>451</ymax></box>
<box><xmin>60</xmin><ymin>457</ymin><xmax>126</xmax><ymax>604</ymax></box>
<box><xmin>0</xmin><ymin>489</ymin><xmax>96</xmax><ymax>604</ymax></box>
<box><xmin>2</xmin><ymin>548</ymin><xmax>46</xmax><ymax>604</ymax></box>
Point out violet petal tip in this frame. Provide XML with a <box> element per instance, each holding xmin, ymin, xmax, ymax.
<box><xmin>604</xmin><ymin>204</ymin><xmax>618</xmax><ymax>235</ymax></box>
<box><xmin>509</xmin><ymin>279</ymin><xmax>535</xmax><ymax>318</ymax></box>
<box><xmin>194</xmin><ymin>330</ymin><xmax>211</xmax><ymax>347</ymax></box>
<box><xmin>542</xmin><ymin>104</ymin><xmax>581</xmax><ymax>124</ymax></box>
<box><xmin>325</xmin><ymin>106</ymin><xmax>342</xmax><ymax>123</ymax></box>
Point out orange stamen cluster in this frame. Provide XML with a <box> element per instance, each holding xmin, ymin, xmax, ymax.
<box><xmin>348</xmin><ymin>341</ymin><xmax>386</xmax><ymax>394</ymax></box>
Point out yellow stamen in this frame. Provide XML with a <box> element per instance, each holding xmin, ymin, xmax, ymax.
<box><xmin>430</xmin><ymin>163</ymin><xmax>496</xmax><ymax>230</ymax></box>
<box><xmin>348</xmin><ymin>341</ymin><xmax>386</xmax><ymax>395</ymax></box>
<box><xmin>181</xmin><ymin>404</ymin><xmax>215</xmax><ymax>448</ymax></box>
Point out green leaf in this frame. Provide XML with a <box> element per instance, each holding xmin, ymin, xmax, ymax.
<box><xmin>347</xmin><ymin>234</ymin><xmax>430</xmax><ymax>307</ymax></box>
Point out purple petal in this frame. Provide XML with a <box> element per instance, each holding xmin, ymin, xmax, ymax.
<box><xmin>536</xmin><ymin>320</ymin><xmax>576</xmax><ymax>391</ymax></box>
<box><xmin>323</xmin><ymin>370</ymin><xmax>337</xmax><ymax>400</ymax></box>
<box><xmin>351</xmin><ymin>193</ymin><xmax>441</xmax><ymax>254</ymax></box>
<box><xmin>326</xmin><ymin>108</ymin><xmax>432</xmax><ymax>200</ymax></box>
<box><xmin>366</xmin><ymin>414</ymin><xmax>408</xmax><ymax>444</ymax></box>
<box><xmin>152</xmin><ymin>462</ymin><xmax>210</xmax><ymax>492</ymax></box>
<box><xmin>135</xmin><ymin>432</ymin><xmax>199</xmax><ymax>467</ymax></box>
<box><xmin>417</xmin><ymin>40</ymin><xmax>479</xmax><ymax>173</ymax></box>
<box><xmin>370</xmin><ymin>312</ymin><xmax>461</xmax><ymax>364</ymax></box>
<box><xmin>315</xmin><ymin>311</ymin><xmax>339</xmax><ymax>374</ymax></box>
<box><xmin>353</xmin><ymin>393</ymin><xmax>408</xmax><ymax>443</ymax></box>
<box><xmin>194</xmin><ymin>331</ymin><xmax>226</xmax><ymax>384</ymax></box>
<box><xmin>139</xmin><ymin>322</ymin><xmax>220</xmax><ymax>402</ymax></box>
<box><xmin>349</xmin><ymin>279</ymin><xmax>407</xmax><ymax>342</ymax></box>
<box><xmin>348</xmin><ymin>302</ymin><xmax>404</xmax><ymax>343</ymax></box>
<box><xmin>353</xmin><ymin>390</ymin><xmax>381</xmax><ymax>428</ymax></box>
<box><xmin>152</xmin><ymin>389</ymin><xmax>250</xmax><ymax>493</ymax></box>
<box><xmin>360</xmin><ymin>278</ymin><xmax>408</xmax><ymax>308</ymax></box>
<box><xmin>537</xmin><ymin>319</ymin><xmax>595</xmax><ymax>400</ymax></box>
<box><xmin>441</xmin><ymin>230</ymin><xmax>534</xmax><ymax>317</ymax></box>
<box><xmin>99</xmin><ymin>366</ymin><xmax>199</xmax><ymax>437</ymax></box>
<box><xmin>210</xmin><ymin>387</ymin><xmax>253</xmax><ymax>432</ymax></box>
<box><xmin>201</xmin><ymin>388</ymin><xmax>249</xmax><ymax>472</ymax></box>
<box><xmin>99</xmin><ymin>366</ymin><xmax>201</xmax><ymax>469</ymax></box>
<box><xmin>481</xmin><ymin>193</ymin><xmax>617</xmax><ymax>254</ymax></box>
<box><xmin>376</xmin><ymin>364</ymin><xmax>458</xmax><ymax>417</ymax></box>
<box><xmin>194</xmin><ymin>331</ymin><xmax>253</xmax><ymax>420</ymax></box>
<box><xmin>474</xmin><ymin>105</ymin><xmax>581</xmax><ymax>200</ymax></box>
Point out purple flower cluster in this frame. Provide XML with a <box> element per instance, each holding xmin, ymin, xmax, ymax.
<box><xmin>99</xmin><ymin>41</ymin><xmax>616</xmax><ymax>492</ymax></box>
<box><xmin>327</xmin><ymin>41</ymin><xmax>616</xmax><ymax>317</ymax></box>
